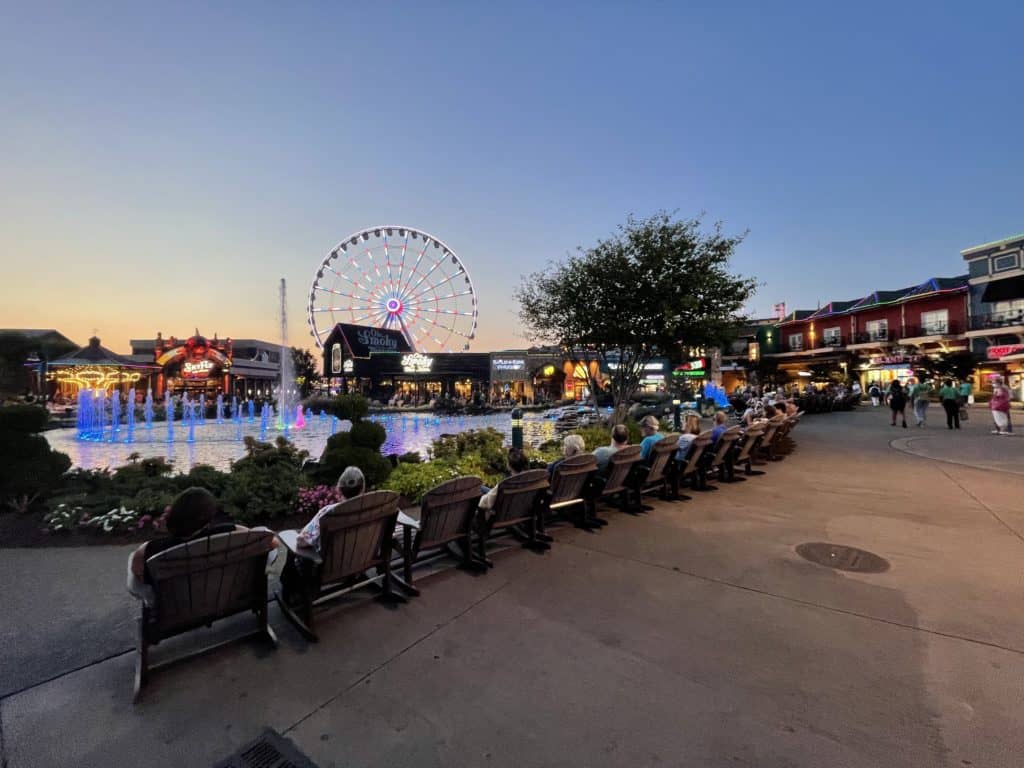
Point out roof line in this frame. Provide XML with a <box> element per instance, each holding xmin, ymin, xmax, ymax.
<box><xmin>960</xmin><ymin>233</ymin><xmax>1024</xmax><ymax>255</ymax></box>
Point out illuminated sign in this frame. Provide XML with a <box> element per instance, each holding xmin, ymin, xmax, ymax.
<box><xmin>343</xmin><ymin>359</ymin><xmax>354</xmax><ymax>373</ymax></box>
<box><xmin>673</xmin><ymin>358</ymin><xmax>707</xmax><ymax>377</ymax></box>
<box><xmin>402</xmin><ymin>353</ymin><xmax>433</xmax><ymax>373</ymax></box>
<box><xmin>987</xmin><ymin>344</ymin><xmax>1024</xmax><ymax>360</ymax></box>
<box><xmin>182</xmin><ymin>359</ymin><xmax>215</xmax><ymax>377</ymax></box>
<box><xmin>331</xmin><ymin>344</ymin><xmax>342</xmax><ymax>374</ymax></box>
<box><xmin>607</xmin><ymin>362</ymin><xmax>664</xmax><ymax>371</ymax></box>
<box><xmin>493</xmin><ymin>358</ymin><xmax>525</xmax><ymax>371</ymax></box>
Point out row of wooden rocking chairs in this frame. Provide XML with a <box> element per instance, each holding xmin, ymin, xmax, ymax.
<box><xmin>133</xmin><ymin>412</ymin><xmax>803</xmax><ymax>697</ymax></box>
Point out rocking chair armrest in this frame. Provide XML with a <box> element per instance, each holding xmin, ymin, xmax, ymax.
<box><xmin>278</xmin><ymin>529</ymin><xmax>323</xmax><ymax>565</ymax></box>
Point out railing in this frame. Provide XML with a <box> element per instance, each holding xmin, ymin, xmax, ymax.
<box><xmin>786</xmin><ymin>343</ymin><xmax>804</xmax><ymax>352</ymax></box>
<box><xmin>852</xmin><ymin>330</ymin><xmax>892</xmax><ymax>344</ymax></box>
<box><xmin>903</xmin><ymin>321</ymin><xmax>963</xmax><ymax>337</ymax></box>
<box><xmin>822</xmin><ymin>336</ymin><xmax>844</xmax><ymax>348</ymax></box>
<box><xmin>969</xmin><ymin>310</ymin><xmax>1024</xmax><ymax>331</ymax></box>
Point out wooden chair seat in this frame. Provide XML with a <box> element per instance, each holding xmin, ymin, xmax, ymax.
<box><xmin>478</xmin><ymin>469</ymin><xmax>550</xmax><ymax>560</ymax></box>
<box><xmin>587</xmin><ymin>445</ymin><xmax>643</xmax><ymax>520</ymax></box>
<box><xmin>540</xmin><ymin>453</ymin><xmax>598</xmax><ymax>533</ymax></box>
<box><xmin>674</xmin><ymin>431</ymin><xmax>713</xmax><ymax>494</ymax></box>
<box><xmin>708</xmin><ymin>426</ymin><xmax>744</xmax><ymax>482</ymax></box>
<box><xmin>629</xmin><ymin>434</ymin><xmax>681</xmax><ymax>510</ymax></box>
<box><xmin>135</xmin><ymin>529</ymin><xmax>276</xmax><ymax>700</ymax></box>
<box><xmin>733</xmin><ymin>421</ymin><xmax>767</xmax><ymax>476</ymax></box>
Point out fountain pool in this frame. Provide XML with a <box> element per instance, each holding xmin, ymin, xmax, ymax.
<box><xmin>44</xmin><ymin>411</ymin><xmax>561</xmax><ymax>472</ymax></box>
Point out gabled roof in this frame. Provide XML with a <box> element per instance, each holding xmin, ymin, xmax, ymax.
<box><xmin>777</xmin><ymin>310</ymin><xmax>815</xmax><ymax>326</ymax></box>
<box><xmin>50</xmin><ymin>337</ymin><xmax>157</xmax><ymax>369</ymax></box>
<box><xmin>807</xmin><ymin>299</ymin><xmax>862</xmax><ymax>320</ymax></box>
<box><xmin>903</xmin><ymin>275</ymin><xmax>969</xmax><ymax>299</ymax></box>
<box><xmin>850</xmin><ymin>286</ymin><xmax>917</xmax><ymax>310</ymax></box>
<box><xmin>961</xmin><ymin>234</ymin><xmax>1024</xmax><ymax>257</ymax></box>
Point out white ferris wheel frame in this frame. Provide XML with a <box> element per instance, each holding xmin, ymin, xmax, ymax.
<box><xmin>307</xmin><ymin>225</ymin><xmax>479</xmax><ymax>352</ymax></box>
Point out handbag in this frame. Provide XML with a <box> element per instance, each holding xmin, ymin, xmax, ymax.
<box><xmin>958</xmin><ymin>406</ymin><xmax>969</xmax><ymax>421</ymax></box>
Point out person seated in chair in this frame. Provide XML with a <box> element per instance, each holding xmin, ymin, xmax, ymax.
<box><xmin>709</xmin><ymin>411</ymin><xmax>730</xmax><ymax>443</ymax></box>
<box><xmin>296</xmin><ymin>466</ymin><xmax>366</xmax><ymax>551</ymax></box>
<box><xmin>674</xmin><ymin>414</ymin><xmax>702</xmax><ymax>461</ymax></box>
<box><xmin>638</xmin><ymin>415</ymin><xmax>663</xmax><ymax>462</ymax></box>
<box><xmin>548</xmin><ymin>434</ymin><xmax>586</xmax><ymax>478</ymax></box>
<box><xmin>127</xmin><ymin>487</ymin><xmax>260</xmax><ymax>602</ymax></box>
<box><xmin>479</xmin><ymin>447</ymin><xmax>531</xmax><ymax>516</ymax></box>
<box><xmin>593</xmin><ymin>424</ymin><xmax>629</xmax><ymax>473</ymax></box>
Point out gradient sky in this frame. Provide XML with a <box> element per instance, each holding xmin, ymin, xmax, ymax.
<box><xmin>2</xmin><ymin>2</ymin><xmax>1022</xmax><ymax>354</ymax></box>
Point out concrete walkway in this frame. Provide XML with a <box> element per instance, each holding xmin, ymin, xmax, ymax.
<box><xmin>1</xmin><ymin>408</ymin><xmax>1021</xmax><ymax>767</ymax></box>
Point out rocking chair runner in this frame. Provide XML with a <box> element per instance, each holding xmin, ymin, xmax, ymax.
<box><xmin>277</xmin><ymin>490</ymin><xmax>402</xmax><ymax>641</ymax></box>
<box><xmin>395</xmin><ymin>475</ymin><xmax>484</xmax><ymax>595</ymax></box>
<box><xmin>733</xmin><ymin>421</ymin><xmax>767</xmax><ymax>476</ymax></box>
<box><xmin>539</xmin><ymin>453</ymin><xmax>599</xmax><ymax>533</ymax></box>
<box><xmin>477</xmin><ymin>469</ymin><xmax>550</xmax><ymax>561</ymax></box>
<box><xmin>135</xmin><ymin>529</ymin><xmax>277</xmax><ymax>699</ymax></box>
<box><xmin>586</xmin><ymin>445</ymin><xmax>643</xmax><ymax>520</ymax></box>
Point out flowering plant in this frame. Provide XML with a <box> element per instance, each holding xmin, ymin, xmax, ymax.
<box><xmin>296</xmin><ymin>485</ymin><xmax>343</xmax><ymax>518</ymax></box>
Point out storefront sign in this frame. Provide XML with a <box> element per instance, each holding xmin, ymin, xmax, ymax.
<box><xmin>182</xmin><ymin>359</ymin><xmax>215</xmax><ymax>378</ymax></box>
<box><xmin>673</xmin><ymin>358</ymin><xmax>706</xmax><ymax>377</ymax></box>
<box><xmin>334</xmin><ymin>323</ymin><xmax>412</xmax><ymax>358</ymax></box>
<box><xmin>492</xmin><ymin>358</ymin><xmax>525</xmax><ymax>371</ymax></box>
<box><xmin>871</xmin><ymin>355</ymin><xmax>920</xmax><ymax>365</ymax></box>
<box><xmin>401</xmin><ymin>353</ymin><xmax>433</xmax><ymax>373</ymax></box>
<box><xmin>343</xmin><ymin>358</ymin><xmax>354</xmax><ymax>373</ymax></box>
<box><xmin>987</xmin><ymin>344</ymin><xmax>1024</xmax><ymax>360</ymax></box>
<box><xmin>607</xmin><ymin>362</ymin><xmax>664</xmax><ymax>371</ymax></box>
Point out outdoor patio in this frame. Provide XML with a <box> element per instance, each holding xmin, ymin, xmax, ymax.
<box><xmin>1</xmin><ymin>408</ymin><xmax>1022</xmax><ymax>767</ymax></box>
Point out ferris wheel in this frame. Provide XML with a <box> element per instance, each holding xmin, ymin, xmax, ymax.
<box><xmin>307</xmin><ymin>225</ymin><xmax>478</xmax><ymax>353</ymax></box>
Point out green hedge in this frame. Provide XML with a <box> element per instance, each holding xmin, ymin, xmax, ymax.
<box><xmin>0</xmin><ymin>405</ymin><xmax>49</xmax><ymax>433</ymax></box>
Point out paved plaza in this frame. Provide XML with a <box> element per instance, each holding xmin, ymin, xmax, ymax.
<box><xmin>1</xmin><ymin>407</ymin><xmax>1022</xmax><ymax>767</ymax></box>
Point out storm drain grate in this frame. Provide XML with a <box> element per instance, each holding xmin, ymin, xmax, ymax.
<box><xmin>213</xmin><ymin>728</ymin><xmax>320</xmax><ymax>768</ymax></box>
<box><xmin>795</xmin><ymin>542</ymin><xmax>890</xmax><ymax>573</ymax></box>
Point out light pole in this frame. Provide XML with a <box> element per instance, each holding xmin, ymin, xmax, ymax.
<box><xmin>511</xmin><ymin>407</ymin><xmax>523</xmax><ymax>450</ymax></box>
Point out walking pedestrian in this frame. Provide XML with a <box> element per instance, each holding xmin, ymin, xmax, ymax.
<box><xmin>938</xmin><ymin>378</ymin><xmax>960</xmax><ymax>429</ymax></box>
<box><xmin>868</xmin><ymin>382</ymin><xmax>881</xmax><ymax>407</ymax></box>
<box><xmin>909</xmin><ymin>377</ymin><xmax>932</xmax><ymax>427</ymax></box>
<box><xmin>888</xmin><ymin>380</ymin><xmax>908</xmax><ymax>428</ymax></box>
<box><xmin>990</xmin><ymin>376</ymin><xmax>1012</xmax><ymax>435</ymax></box>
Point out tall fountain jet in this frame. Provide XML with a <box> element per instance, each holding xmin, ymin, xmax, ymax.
<box><xmin>278</xmin><ymin>277</ymin><xmax>295</xmax><ymax>439</ymax></box>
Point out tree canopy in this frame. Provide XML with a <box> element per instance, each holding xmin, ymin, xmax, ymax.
<box><xmin>516</xmin><ymin>212</ymin><xmax>756</xmax><ymax>415</ymax></box>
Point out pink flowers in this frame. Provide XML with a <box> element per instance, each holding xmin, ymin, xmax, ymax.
<box><xmin>297</xmin><ymin>485</ymin><xmax>343</xmax><ymax>517</ymax></box>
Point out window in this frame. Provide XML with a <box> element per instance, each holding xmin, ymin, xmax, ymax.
<box><xmin>992</xmin><ymin>251</ymin><xmax>1020</xmax><ymax>273</ymax></box>
<box><xmin>920</xmin><ymin>309</ymin><xmax>948</xmax><ymax>335</ymax></box>
<box><xmin>788</xmin><ymin>333</ymin><xmax>803</xmax><ymax>351</ymax></box>
<box><xmin>823</xmin><ymin>327</ymin><xmax>842</xmax><ymax>346</ymax></box>
<box><xmin>865</xmin><ymin>320</ymin><xmax>888</xmax><ymax>341</ymax></box>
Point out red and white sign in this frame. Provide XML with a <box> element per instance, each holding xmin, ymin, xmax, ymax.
<box><xmin>987</xmin><ymin>344</ymin><xmax>1024</xmax><ymax>360</ymax></box>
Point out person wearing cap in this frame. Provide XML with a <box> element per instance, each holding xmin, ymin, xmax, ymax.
<box><xmin>297</xmin><ymin>466</ymin><xmax>366</xmax><ymax>551</ymax></box>
<box><xmin>638</xmin><ymin>415</ymin><xmax>663</xmax><ymax>462</ymax></box>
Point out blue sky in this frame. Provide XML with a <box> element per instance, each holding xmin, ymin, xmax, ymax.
<box><xmin>1</xmin><ymin>1</ymin><xmax>1022</xmax><ymax>352</ymax></box>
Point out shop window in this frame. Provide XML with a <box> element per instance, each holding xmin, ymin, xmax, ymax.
<box><xmin>823</xmin><ymin>327</ymin><xmax>842</xmax><ymax>347</ymax></box>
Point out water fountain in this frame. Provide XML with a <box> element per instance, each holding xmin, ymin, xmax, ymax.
<box><xmin>277</xmin><ymin>278</ymin><xmax>295</xmax><ymax>440</ymax></box>
<box><xmin>125</xmin><ymin>387</ymin><xmax>136</xmax><ymax>443</ymax></box>
<box><xmin>259</xmin><ymin>403</ymin><xmax>269</xmax><ymax>442</ymax></box>
<box><xmin>216</xmin><ymin>393</ymin><xmax>224</xmax><ymax>424</ymax></box>
<box><xmin>187</xmin><ymin>397</ymin><xmax>196</xmax><ymax>443</ymax></box>
<box><xmin>144</xmin><ymin>389</ymin><xmax>154</xmax><ymax>430</ymax></box>
<box><xmin>248</xmin><ymin>398</ymin><xmax>255</xmax><ymax>422</ymax></box>
<box><xmin>330</xmin><ymin>415</ymin><xmax>337</xmax><ymax>435</ymax></box>
<box><xmin>199</xmin><ymin>393</ymin><xmax>206</xmax><ymax>425</ymax></box>
<box><xmin>165</xmin><ymin>391</ymin><xmax>174</xmax><ymax>443</ymax></box>
<box><xmin>109</xmin><ymin>390</ymin><xmax>121</xmax><ymax>442</ymax></box>
<box><xmin>295</xmin><ymin>405</ymin><xmax>305</xmax><ymax>429</ymax></box>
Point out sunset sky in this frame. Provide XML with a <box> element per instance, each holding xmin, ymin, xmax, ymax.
<box><xmin>2</xmin><ymin>2</ymin><xmax>1022</xmax><ymax>354</ymax></box>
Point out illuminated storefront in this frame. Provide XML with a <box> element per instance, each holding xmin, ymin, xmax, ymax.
<box><xmin>47</xmin><ymin>336</ymin><xmax>158</xmax><ymax>398</ymax></box>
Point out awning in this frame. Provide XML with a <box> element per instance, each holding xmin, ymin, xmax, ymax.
<box><xmin>981</xmin><ymin>274</ymin><xmax>1024</xmax><ymax>303</ymax></box>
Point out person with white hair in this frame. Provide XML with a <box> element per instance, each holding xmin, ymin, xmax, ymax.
<box><xmin>297</xmin><ymin>466</ymin><xmax>366</xmax><ymax>551</ymax></box>
<box><xmin>548</xmin><ymin>433</ymin><xmax>586</xmax><ymax>478</ymax></box>
<box><xmin>638</xmin><ymin>415</ymin><xmax>663</xmax><ymax>462</ymax></box>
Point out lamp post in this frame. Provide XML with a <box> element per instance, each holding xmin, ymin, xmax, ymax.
<box><xmin>672</xmin><ymin>398</ymin><xmax>681</xmax><ymax>431</ymax></box>
<box><xmin>511</xmin><ymin>407</ymin><xmax>523</xmax><ymax>450</ymax></box>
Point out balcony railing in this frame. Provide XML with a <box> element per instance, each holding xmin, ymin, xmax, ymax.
<box><xmin>853</xmin><ymin>330</ymin><xmax>891</xmax><ymax>344</ymax></box>
<box><xmin>786</xmin><ymin>343</ymin><xmax>804</xmax><ymax>352</ymax></box>
<box><xmin>903</xmin><ymin>321</ymin><xmax>962</xmax><ymax>337</ymax></box>
<box><xmin>969</xmin><ymin>310</ymin><xmax>1024</xmax><ymax>331</ymax></box>
<box><xmin>822</xmin><ymin>336</ymin><xmax>844</xmax><ymax>348</ymax></box>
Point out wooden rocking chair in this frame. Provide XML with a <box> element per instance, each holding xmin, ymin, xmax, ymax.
<box><xmin>539</xmin><ymin>453</ymin><xmax>599</xmax><ymax>534</ymax></box>
<box><xmin>628</xmin><ymin>434</ymin><xmax>681</xmax><ymax>510</ymax></box>
<box><xmin>277</xmin><ymin>490</ymin><xmax>402</xmax><ymax>641</ymax></box>
<box><xmin>587</xmin><ymin>445</ymin><xmax>643</xmax><ymax>521</ymax></box>
<box><xmin>477</xmin><ymin>469</ymin><xmax>550</xmax><ymax>562</ymax></box>
<box><xmin>135</xmin><ymin>529</ymin><xmax>277</xmax><ymax>700</ymax></box>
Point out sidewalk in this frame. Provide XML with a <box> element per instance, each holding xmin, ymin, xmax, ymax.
<box><xmin>1</xmin><ymin>409</ymin><xmax>1022</xmax><ymax>767</ymax></box>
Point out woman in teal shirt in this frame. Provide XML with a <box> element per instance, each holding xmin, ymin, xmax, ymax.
<box><xmin>938</xmin><ymin>379</ymin><xmax>960</xmax><ymax>429</ymax></box>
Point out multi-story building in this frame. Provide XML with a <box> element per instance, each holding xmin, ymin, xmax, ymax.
<box><xmin>763</xmin><ymin>276</ymin><xmax>970</xmax><ymax>389</ymax></box>
<box><xmin>961</xmin><ymin>234</ymin><xmax>1024</xmax><ymax>399</ymax></box>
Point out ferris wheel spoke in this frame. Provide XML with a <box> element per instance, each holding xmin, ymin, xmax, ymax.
<box><xmin>403</xmin><ymin>258</ymin><xmax>448</xmax><ymax>297</ymax></box>
<box><xmin>403</xmin><ymin>289</ymin><xmax>474</xmax><ymax>308</ymax></box>
<box><xmin>313</xmin><ymin>306</ymin><xmax>376</xmax><ymax>313</ymax></box>
<box><xmin>398</xmin><ymin>245</ymin><xmax>431</xmax><ymax>297</ymax></box>
<box><xmin>325</xmin><ymin>264</ymin><xmax>372</xmax><ymax>295</ymax></box>
<box><xmin>383</xmin><ymin>234</ymin><xmax>396</xmax><ymax>294</ymax></box>
<box><xmin>394</xmin><ymin>233</ymin><xmax>409</xmax><ymax>298</ymax></box>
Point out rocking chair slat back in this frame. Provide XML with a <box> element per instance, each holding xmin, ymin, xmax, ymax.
<box><xmin>549</xmin><ymin>453</ymin><xmax>597</xmax><ymax>507</ymax></box>
<box><xmin>680</xmin><ymin>431</ymin><xmax>714</xmax><ymax>478</ymax></box>
<box><xmin>646</xmin><ymin>434</ymin><xmax>680</xmax><ymax>483</ymax></box>
<box><xmin>147</xmin><ymin>530</ymin><xmax>274</xmax><ymax>636</ymax></box>
<box><xmin>491</xmin><ymin>469</ymin><xmax>549</xmax><ymax>530</ymax></box>
<box><xmin>603</xmin><ymin>445</ymin><xmax>642</xmax><ymax>495</ymax></box>
<box><xmin>414</xmin><ymin>475</ymin><xmax>483</xmax><ymax>556</ymax></box>
<box><xmin>318</xmin><ymin>491</ymin><xmax>401</xmax><ymax>586</ymax></box>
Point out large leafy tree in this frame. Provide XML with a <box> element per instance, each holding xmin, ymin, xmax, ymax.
<box><xmin>516</xmin><ymin>212</ymin><xmax>756</xmax><ymax>417</ymax></box>
<box><xmin>291</xmin><ymin>347</ymin><xmax>322</xmax><ymax>398</ymax></box>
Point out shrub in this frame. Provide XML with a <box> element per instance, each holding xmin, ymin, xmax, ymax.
<box><xmin>312</xmin><ymin>393</ymin><xmax>369</xmax><ymax>422</ymax></box>
<box><xmin>349</xmin><ymin>420</ymin><xmax>386</xmax><ymax>451</ymax></box>
<box><xmin>0</xmin><ymin>431</ymin><xmax>72</xmax><ymax>510</ymax></box>
<box><xmin>296</xmin><ymin>485</ymin><xmax>343</xmax><ymax>518</ymax></box>
<box><xmin>225</xmin><ymin>437</ymin><xmax>309</xmax><ymax>524</ymax></box>
<box><xmin>0</xmin><ymin>405</ymin><xmax>48</xmax><ymax>433</ymax></box>
<box><xmin>179</xmin><ymin>464</ymin><xmax>230</xmax><ymax>496</ymax></box>
<box><xmin>315</xmin><ymin>421</ymin><xmax>393</xmax><ymax>488</ymax></box>
<box><xmin>380</xmin><ymin>461</ymin><xmax>462</xmax><ymax>504</ymax></box>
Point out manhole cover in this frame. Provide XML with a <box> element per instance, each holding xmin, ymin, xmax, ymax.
<box><xmin>213</xmin><ymin>728</ymin><xmax>320</xmax><ymax>768</ymax></box>
<box><xmin>795</xmin><ymin>543</ymin><xmax>890</xmax><ymax>573</ymax></box>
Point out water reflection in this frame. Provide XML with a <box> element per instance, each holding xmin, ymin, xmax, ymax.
<box><xmin>45</xmin><ymin>412</ymin><xmax>559</xmax><ymax>472</ymax></box>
